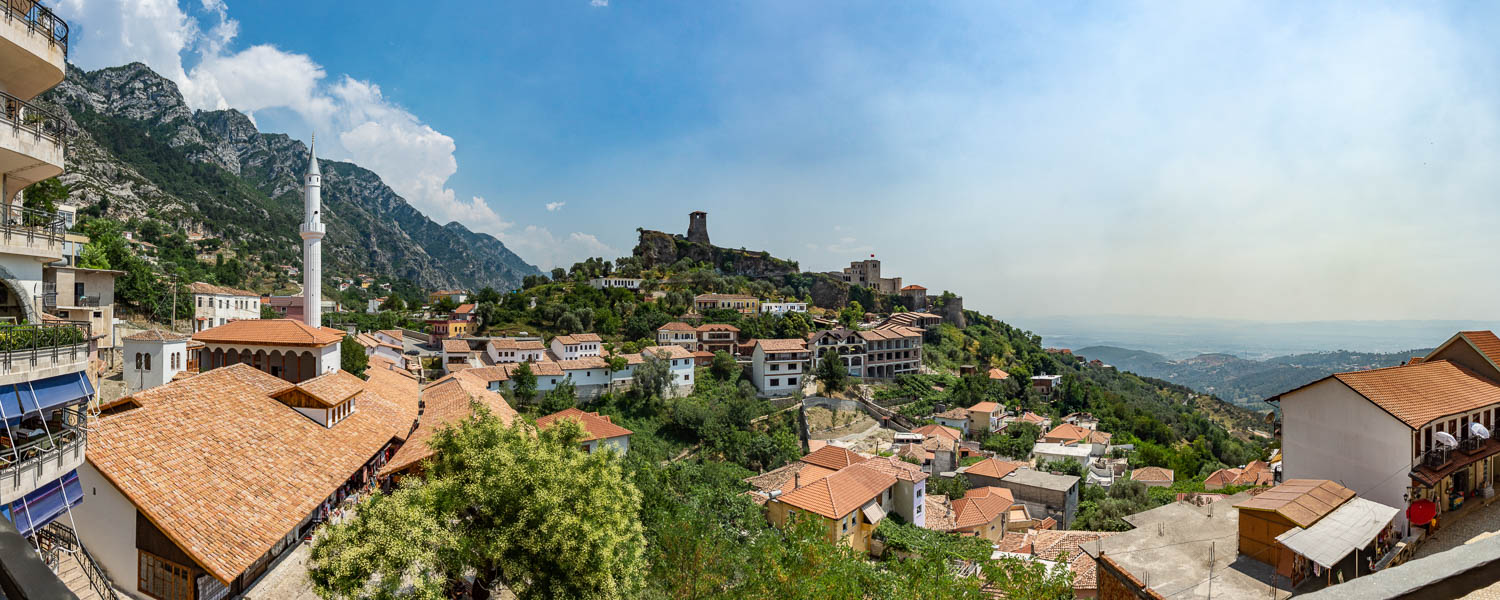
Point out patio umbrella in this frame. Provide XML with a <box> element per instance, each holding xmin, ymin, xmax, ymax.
<box><xmin>1435</xmin><ymin>431</ymin><xmax>1459</xmax><ymax>449</ymax></box>
<box><xmin>1407</xmin><ymin>499</ymin><xmax>1437</xmax><ymax>526</ymax></box>
<box><xmin>1473</xmin><ymin>422</ymin><xmax>1491</xmax><ymax>440</ymax></box>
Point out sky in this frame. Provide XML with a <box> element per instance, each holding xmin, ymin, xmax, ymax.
<box><xmin>48</xmin><ymin>1</ymin><xmax>1500</xmax><ymax>322</ymax></box>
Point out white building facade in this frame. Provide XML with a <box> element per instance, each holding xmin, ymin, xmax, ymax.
<box><xmin>123</xmin><ymin>331</ymin><xmax>190</xmax><ymax>394</ymax></box>
<box><xmin>750</xmin><ymin>339</ymin><xmax>810</xmax><ymax>397</ymax></box>
<box><xmin>191</xmin><ymin>282</ymin><xmax>260</xmax><ymax>331</ymax></box>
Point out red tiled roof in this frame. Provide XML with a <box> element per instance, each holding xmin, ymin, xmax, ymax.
<box><xmin>89</xmin><ymin>365</ymin><xmax>407</xmax><ymax>584</ymax></box>
<box><xmin>1130</xmin><ymin>467</ymin><xmax>1174</xmax><ymax>483</ymax></box>
<box><xmin>800</xmin><ymin>445</ymin><xmax>868</xmax><ymax>470</ymax></box>
<box><xmin>383</xmin><ymin>373</ymin><xmax>517</xmax><ymax>475</ymax></box>
<box><xmin>774</xmin><ymin>463</ymin><xmax>895</xmax><ymax>519</ymax></box>
<box><xmin>1234</xmin><ymin>479</ymin><xmax>1354</xmax><ymax>527</ymax></box>
<box><xmin>658</xmin><ymin>322</ymin><xmax>696</xmax><ymax>332</ymax></box>
<box><xmin>968</xmin><ymin>401</ymin><xmax>1002</xmax><ymax>414</ymax></box>
<box><xmin>452</xmin><ymin>303</ymin><xmax>476</xmax><ymax>314</ymax></box>
<box><xmin>988</xmin><ymin>367</ymin><xmax>1010</xmax><ymax>380</ymax></box>
<box><xmin>696</xmin><ymin>323</ymin><xmax>740</xmax><ymax>333</ymax></box>
<box><xmin>536</xmin><ymin>408</ymin><xmax>633</xmax><ymax>442</ymax></box>
<box><xmin>554</xmin><ymin>333</ymin><xmax>603</xmax><ymax>345</ymax></box>
<box><xmin>291</xmin><ymin>370</ymin><xmax>366</xmax><ymax>407</ymax></box>
<box><xmin>442</xmin><ymin>339</ymin><xmax>472</xmax><ymax>354</ymax></box>
<box><xmin>193</xmin><ymin>319</ymin><xmax>345</xmax><ymax>347</ymax></box>
<box><xmin>1328</xmin><ymin>359</ymin><xmax>1500</xmax><ymax>429</ymax></box>
<box><xmin>188</xmin><ymin>281</ymin><xmax>258</xmax><ymax>297</ymax></box>
<box><xmin>965</xmin><ymin>458</ymin><xmax>1020</xmax><ymax>480</ymax></box>
<box><xmin>952</xmin><ymin>486</ymin><xmax>1014</xmax><ymax>529</ymax></box>
<box><xmin>124</xmin><ymin>329</ymin><xmax>190</xmax><ymax>342</ymax></box>
<box><xmin>912</xmin><ymin>423</ymin><xmax>962</xmax><ymax>442</ymax></box>
<box><xmin>860</xmin><ymin>455</ymin><xmax>930</xmax><ymax>482</ymax></box>
<box><xmin>755</xmin><ymin>338</ymin><xmax>808</xmax><ymax>352</ymax></box>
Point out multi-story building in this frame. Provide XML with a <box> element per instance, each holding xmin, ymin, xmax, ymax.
<box><xmin>656</xmin><ymin>322</ymin><xmax>698</xmax><ymax>349</ymax></box>
<box><xmin>750</xmin><ymin>339</ymin><xmax>810</xmax><ymax>396</ymax></box>
<box><xmin>833</xmin><ymin>259</ymin><xmax>903</xmax><ymax>294</ymax></box>
<box><xmin>694</xmin><ymin>323</ymin><xmax>739</xmax><ymax>354</ymax></box>
<box><xmin>693</xmin><ymin>293</ymin><xmax>760</xmax><ymax>315</ymax></box>
<box><xmin>426</xmin><ymin>318</ymin><xmax>471</xmax><ymax>343</ymax></box>
<box><xmin>487</xmin><ymin>338</ymin><xmax>547</xmax><ymax>363</ymax></box>
<box><xmin>0</xmin><ymin>6</ymin><xmax>120</xmax><ymax>594</ymax></box>
<box><xmin>858</xmin><ymin>325</ymin><xmax>923</xmax><ymax>379</ymax></box>
<box><xmin>192</xmin><ymin>319</ymin><xmax>345</xmax><ymax>384</ymax></box>
<box><xmin>588</xmin><ymin>277</ymin><xmax>642</xmax><ymax>291</ymax></box>
<box><xmin>760</xmin><ymin>302</ymin><xmax>808</xmax><ymax>315</ymax></box>
<box><xmin>191</xmin><ymin>281</ymin><xmax>261</xmax><ymax>331</ymax></box>
<box><xmin>42</xmin><ymin>261</ymin><xmax>120</xmax><ymax>352</ymax></box>
<box><xmin>550</xmin><ymin>333</ymin><xmax>602</xmax><ymax>360</ymax></box>
<box><xmin>808</xmin><ymin>328</ymin><xmax>866</xmax><ymax>377</ymax></box>
<box><xmin>1268</xmin><ymin>330</ymin><xmax>1500</xmax><ymax>536</ymax></box>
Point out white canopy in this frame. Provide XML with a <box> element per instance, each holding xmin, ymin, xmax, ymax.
<box><xmin>1473</xmin><ymin>422</ymin><xmax>1492</xmax><ymax>440</ymax></box>
<box><xmin>1435</xmin><ymin>431</ymin><xmax>1459</xmax><ymax>449</ymax></box>
<box><xmin>1275</xmin><ymin>498</ymin><xmax>1400</xmax><ymax>569</ymax></box>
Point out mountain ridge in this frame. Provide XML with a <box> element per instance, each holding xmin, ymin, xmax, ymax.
<box><xmin>41</xmin><ymin>61</ymin><xmax>540</xmax><ymax>292</ymax></box>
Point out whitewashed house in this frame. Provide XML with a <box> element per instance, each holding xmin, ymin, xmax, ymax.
<box><xmin>123</xmin><ymin>330</ymin><xmax>192</xmax><ymax>394</ymax></box>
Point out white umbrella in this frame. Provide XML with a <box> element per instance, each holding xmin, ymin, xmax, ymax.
<box><xmin>1473</xmin><ymin>422</ymin><xmax>1492</xmax><ymax>440</ymax></box>
<box><xmin>1435</xmin><ymin>431</ymin><xmax>1459</xmax><ymax>449</ymax></box>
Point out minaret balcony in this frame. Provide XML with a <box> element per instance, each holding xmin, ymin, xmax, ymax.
<box><xmin>0</xmin><ymin>0</ymin><xmax>68</xmax><ymax>101</ymax></box>
<box><xmin>300</xmin><ymin>222</ymin><xmax>325</xmax><ymax>237</ymax></box>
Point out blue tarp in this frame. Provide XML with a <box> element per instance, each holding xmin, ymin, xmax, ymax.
<box><xmin>6</xmin><ymin>469</ymin><xmax>82</xmax><ymax>537</ymax></box>
<box><xmin>0</xmin><ymin>372</ymin><xmax>93</xmax><ymax>426</ymax></box>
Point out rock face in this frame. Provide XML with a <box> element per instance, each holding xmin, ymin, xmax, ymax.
<box><xmin>41</xmin><ymin>62</ymin><xmax>541</xmax><ymax>291</ymax></box>
<box><xmin>632</xmin><ymin>229</ymin><xmax>799</xmax><ymax>279</ymax></box>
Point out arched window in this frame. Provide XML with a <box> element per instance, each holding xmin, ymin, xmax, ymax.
<box><xmin>135</xmin><ymin>353</ymin><xmax>142</xmax><ymax>370</ymax></box>
<box><xmin>144</xmin><ymin>353</ymin><xmax>152</xmax><ymax>371</ymax></box>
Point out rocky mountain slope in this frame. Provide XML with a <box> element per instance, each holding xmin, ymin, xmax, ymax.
<box><xmin>41</xmin><ymin>62</ymin><xmax>539</xmax><ymax>292</ymax></box>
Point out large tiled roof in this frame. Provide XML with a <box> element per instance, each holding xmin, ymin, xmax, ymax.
<box><xmin>774</xmin><ymin>463</ymin><xmax>895</xmax><ymax>519</ymax></box>
<box><xmin>639</xmin><ymin>345</ymin><xmax>694</xmax><ymax>360</ymax></box>
<box><xmin>442</xmin><ymin>339</ymin><xmax>472</xmax><ymax>354</ymax></box>
<box><xmin>1458</xmin><ymin>331</ymin><xmax>1500</xmax><ymax>367</ymax></box>
<box><xmin>188</xmin><ymin>281</ymin><xmax>258</xmax><ymax>297</ymax></box>
<box><xmin>965</xmin><ymin>458</ymin><xmax>1020</xmax><ymax>480</ymax></box>
<box><xmin>553</xmin><ymin>333</ymin><xmax>602</xmax><ymax>345</ymax></box>
<box><xmin>860</xmin><ymin>456</ymin><xmax>929</xmax><ymax>482</ymax></box>
<box><xmin>1234</xmin><ymin>479</ymin><xmax>1354</xmax><ymax>528</ymax></box>
<box><xmin>383</xmin><ymin>373</ymin><xmax>517</xmax><ymax>475</ymax></box>
<box><xmin>800</xmin><ymin>445</ymin><xmax>867</xmax><ymax>470</ymax></box>
<box><xmin>557</xmin><ymin>356</ymin><xmax>609</xmax><ymax>371</ymax></box>
<box><xmin>744</xmin><ymin>462</ymin><xmax>838</xmax><ymax>495</ymax></box>
<box><xmin>754</xmin><ymin>339</ymin><xmax>808</xmax><ymax>352</ymax></box>
<box><xmin>924</xmin><ymin>494</ymin><xmax>956</xmax><ymax>531</ymax></box>
<box><xmin>497</xmin><ymin>361</ymin><xmax>564</xmax><ymax>377</ymax></box>
<box><xmin>658</xmin><ymin>322</ymin><xmax>696</xmax><ymax>332</ymax></box>
<box><xmin>1131</xmin><ymin>467</ymin><xmax>1174</xmax><ymax>483</ymax></box>
<box><xmin>377</xmin><ymin>329</ymin><xmax>403</xmax><ymax>341</ymax></box>
<box><xmin>912</xmin><ymin>423</ymin><xmax>962</xmax><ymax>442</ymax></box>
<box><xmin>89</xmin><ymin>365</ymin><xmax>408</xmax><ymax>585</ymax></box>
<box><xmin>696</xmin><ymin>323</ymin><xmax>740</xmax><ymax>333</ymax></box>
<box><xmin>988</xmin><ymin>367</ymin><xmax>1010</xmax><ymax>380</ymax></box>
<box><xmin>1326</xmin><ymin>359</ymin><xmax>1500</xmax><ymax>429</ymax></box>
<box><xmin>452</xmin><ymin>303</ymin><xmax>475</xmax><ymax>314</ymax></box>
<box><xmin>193</xmin><ymin>319</ymin><xmax>345</xmax><ymax>347</ymax></box>
<box><xmin>952</xmin><ymin>486</ymin><xmax>1014</xmax><ymax>529</ymax></box>
<box><xmin>293</xmin><ymin>370</ymin><xmax>366</xmax><ymax>407</ymax></box>
<box><xmin>1044</xmin><ymin>423</ymin><xmax>1092</xmax><ymax>443</ymax></box>
<box><xmin>967</xmin><ymin>401</ymin><xmax>1002</xmax><ymax>414</ymax></box>
<box><xmin>857</xmin><ymin>327</ymin><xmax>922</xmax><ymax>341</ymax></box>
<box><xmin>124</xmin><ymin>329</ymin><xmax>190</xmax><ymax>342</ymax></box>
<box><xmin>536</xmin><ymin>408</ymin><xmax>633</xmax><ymax>442</ymax></box>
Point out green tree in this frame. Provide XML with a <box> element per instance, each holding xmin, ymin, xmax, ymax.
<box><xmin>261</xmin><ymin>304</ymin><xmax>279</xmax><ymax>319</ymax></box>
<box><xmin>431</xmin><ymin>294</ymin><xmax>459</xmax><ymax>313</ymax></box>
<box><xmin>340</xmin><ymin>335</ymin><xmax>368</xmax><ymax>377</ymax></box>
<box><xmin>980</xmin><ymin>555</ymin><xmax>1076</xmax><ymax>600</ymax></box>
<box><xmin>838</xmin><ymin>300</ymin><xmax>864</xmax><ymax>328</ymax></box>
<box><xmin>22</xmin><ymin>177</ymin><xmax>67</xmax><ymax>222</ymax></box>
<box><xmin>983</xmin><ymin>421</ymin><xmax>1040</xmax><ymax>459</ymax></box>
<box><xmin>632</xmin><ymin>349</ymin><xmax>673</xmax><ymax>399</ymax></box>
<box><xmin>77</xmin><ymin>243</ymin><xmax>110</xmax><ymax>269</ymax></box>
<box><xmin>816</xmin><ymin>349</ymin><xmax>849</xmax><ymax>392</ymax></box>
<box><xmin>473</xmin><ymin>286</ymin><xmax>501</xmax><ymax>304</ymax></box>
<box><xmin>1041</xmin><ymin>458</ymin><xmax>1085</xmax><ymax>478</ymax></box>
<box><xmin>379</xmin><ymin>295</ymin><xmax>406</xmax><ymax>311</ymax></box>
<box><xmin>710</xmin><ymin>350</ymin><xmax>740</xmax><ymax>382</ymax></box>
<box><xmin>309</xmin><ymin>410</ymin><xmax>646</xmax><ymax>599</ymax></box>
<box><xmin>540</xmin><ymin>376</ymin><xmax>577</xmax><ymax>414</ymax></box>
<box><xmin>510</xmin><ymin>362</ymin><xmax>538</xmax><ymax>408</ymax></box>
<box><xmin>928</xmin><ymin>474</ymin><xmax>970</xmax><ymax>499</ymax></box>
<box><xmin>550</xmin><ymin>267</ymin><xmax>567</xmax><ymax>281</ymax></box>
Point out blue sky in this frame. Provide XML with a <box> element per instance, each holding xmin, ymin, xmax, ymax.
<box><xmin>50</xmin><ymin>1</ymin><xmax>1500</xmax><ymax>322</ymax></box>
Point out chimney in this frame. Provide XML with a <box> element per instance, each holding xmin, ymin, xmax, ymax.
<box><xmin>794</xmin><ymin>472</ymin><xmax>801</xmax><ymax>489</ymax></box>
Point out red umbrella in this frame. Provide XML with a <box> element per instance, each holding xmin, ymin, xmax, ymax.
<box><xmin>1408</xmin><ymin>499</ymin><xmax>1437</xmax><ymax>526</ymax></box>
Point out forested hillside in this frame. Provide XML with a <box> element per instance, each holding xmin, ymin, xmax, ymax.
<box><xmin>1077</xmin><ymin>345</ymin><xmax>1428</xmax><ymax>410</ymax></box>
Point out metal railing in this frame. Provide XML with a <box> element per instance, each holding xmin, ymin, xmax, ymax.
<box><xmin>0</xmin><ymin>407</ymin><xmax>85</xmax><ymax>480</ymax></box>
<box><xmin>3</xmin><ymin>0</ymin><xmax>68</xmax><ymax>55</ymax></box>
<box><xmin>0</xmin><ymin>203</ymin><xmax>66</xmax><ymax>251</ymax></box>
<box><xmin>38</xmin><ymin>522</ymin><xmax>120</xmax><ymax>600</ymax></box>
<box><xmin>0</xmin><ymin>320</ymin><xmax>89</xmax><ymax>356</ymax></box>
<box><xmin>0</xmin><ymin>89</ymin><xmax>68</xmax><ymax>142</ymax></box>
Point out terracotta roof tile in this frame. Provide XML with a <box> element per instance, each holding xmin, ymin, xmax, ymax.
<box><xmin>696</xmin><ymin>323</ymin><xmax>740</xmax><ymax>333</ymax></box>
<box><xmin>968</xmin><ymin>401</ymin><xmax>1002</xmax><ymax>414</ymax></box>
<box><xmin>860</xmin><ymin>455</ymin><xmax>930</xmax><ymax>482</ymax></box>
<box><xmin>658</xmin><ymin>322</ymin><xmax>697</xmax><ymax>332</ymax></box>
<box><xmin>453</xmin><ymin>303</ymin><xmax>475</xmax><ymax>314</ymax></box>
<box><xmin>912</xmin><ymin>423</ymin><xmax>962</xmax><ymax>442</ymax></box>
<box><xmin>952</xmin><ymin>486</ymin><xmax>1014</xmax><ymax>529</ymax></box>
<box><xmin>1044</xmin><ymin>423</ymin><xmax>1093</xmax><ymax>443</ymax></box>
<box><xmin>1131</xmin><ymin>467</ymin><xmax>1174</xmax><ymax>483</ymax></box>
<box><xmin>924</xmin><ymin>494</ymin><xmax>957</xmax><ymax>531</ymax></box>
<box><xmin>193</xmin><ymin>319</ymin><xmax>345</xmax><ymax>347</ymax></box>
<box><xmin>188</xmin><ymin>281</ymin><xmax>258</xmax><ymax>297</ymax></box>
<box><xmin>441</xmin><ymin>339</ymin><xmax>472</xmax><ymax>353</ymax></box>
<box><xmin>755</xmin><ymin>339</ymin><xmax>808</xmax><ymax>352</ymax></box>
<box><xmin>553</xmin><ymin>333</ymin><xmax>603</xmax><ymax>345</ymax></box>
<box><xmin>88</xmin><ymin>365</ymin><xmax>406</xmax><ymax>584</ymax></box>
<box><xmin>800</xmin><ymin>445</ymin><xmax>868</xmax><ymax>470</ymax></box>
<box><xmin>965</xmin><ymin>458</ymin><xmax>1020</xmax><ymax>480</ymax></box>
<box><xmin>536</xmin><ymin>408</ymin><xmax>633</xmax><ymax>442</ymax></box>
<box><xmin>383</xmin><ymin>373</ymin><xmax>517</xmax><ymax>475</ymax></box>
<box><xmin>988</xmin><ymin>367</ymin><xmax>1010</xmax><ymax>380</ymax></box>
<box><xmin>377</xmin><ymin>329</ymin><xmax>403</xmax><ymax>341</ymax></box>
<box><xmin>774</xmin><ymin>463</ymin><xmax>895</xmax><ymax>519</ymax></box>
<box><xmin>1233</xmin><ymin>479</ymin><xmax>1354</xmax><ymax>527</ymax></box>
<box><xmin>292</xmin><ymin>370</ymin><xmax>366</xmax><ymax>407</ymax></box>
<box><xmin>1329</xmin><ymin>359</ymin><xmax>1500</xmax><ymax>429</ymax></box>
<box><xmin>124</xmin><ymin>329</ymin><xmax>190</xmax><ymax>342</ymax></box>
<box><xmin>744</xmin><ymin>462</ymin><xmax>839</xmax><ymax>495</ymax></box>
<box><xmin>557</xmin><ymin>356</ymin><xmax>609</xmax><ymax>371</ymax></box>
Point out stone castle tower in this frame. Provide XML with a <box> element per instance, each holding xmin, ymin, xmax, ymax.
<box><xmin>687</xmin><ymin>211</ymin><xmax>710</xmax><ymax>244</ymax></box>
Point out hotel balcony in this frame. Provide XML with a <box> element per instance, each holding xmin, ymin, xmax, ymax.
<box><xmin>0</xmin><ymin>0</ymin><xmax>67</xmax><ymax>100</ymax></box>
<box><xmin>0</xmin><ymin>321</ymin><xmax>90</xmax><ymax>387</ymax></box>
<box><xmin>0</xmin><ymin>92</ymin><xmax>67</xmax><ymax>208</ymax></box>
<box><xmin>0</xmin><ymin>405</ymin><xmax>85</xmax><ymax>505</ymax></box>
<box><xmin>0</xmin><ymin>203</ymin><xmax>65</xmax><ymax>261</ymax></box>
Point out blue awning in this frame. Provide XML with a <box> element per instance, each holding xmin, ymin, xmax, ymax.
<box><xmin>6</xmin><ymin>470</ymin><xmax>82</xmax><ymax>537</ymax></box>
<box><xmin>0</xmin><ymin>372</ymin><xmax>94</xmax><ymax>426</ymax></box>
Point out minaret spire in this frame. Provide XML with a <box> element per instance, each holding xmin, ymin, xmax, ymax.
<box><xmin>300</xmin><ymin>136</ymin><xmax>324</xmax><ymax>328</ymax></box>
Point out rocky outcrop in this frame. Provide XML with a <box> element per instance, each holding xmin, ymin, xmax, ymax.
<box><xmin>808</xmin><ymin>274</ymin><xmax>850</xmax><ymax>309</ymax></box>
<box><xmin>41</xmin><ymin>62</ymin><xmax>541</xmax><ymax>291</ymax></box>
<box><xmin>632</xmin><ymin>229</ymin><xmax>799</xmax><ymax>279</ymax></box>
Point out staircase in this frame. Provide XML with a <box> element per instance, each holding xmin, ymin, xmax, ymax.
<box><xmin>38</xmin><ymin>522</ymin><xmax>121</xmax><ymax>600</ymax></box>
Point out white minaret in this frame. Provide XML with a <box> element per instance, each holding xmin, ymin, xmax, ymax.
<box><xmin>300</xmin><ymin>136</ymin><xmax>324</xmax><ymax>328</ymax></box>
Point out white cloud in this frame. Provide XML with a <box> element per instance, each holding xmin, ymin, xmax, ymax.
<box><xmin>546</xmin><ymin>201</ymin><xmax>566</xmax><ymax>212</ymax></box>
<box><xmin>590</xmin><ymin>0</ymin><xmax>608</xmax><ymax>6</ymax></box>
<box><xmin>53</xmin><ymin>0</ymin><xmax>562</xmax><ymax>268</ymax></box>
<box><xmin>499</xmin><ymin>227</ymin><xmax>617</xmax><ymax>270</ymax></box>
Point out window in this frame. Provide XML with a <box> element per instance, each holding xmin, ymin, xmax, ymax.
<box><xmin>135</xmin><ymin>353</ymin><xmax>142</xmax><ymax>370</ymax></box>
<box><xmin>788</xmin><ymin>377</ymin><xmax>798</xmax><ymax>386</ymax></box>
<box><xmin>197</xmin><ymin>297</ymin><xmax>202</xmax><ymax>307</ymax></box>
<box><xmin>138</xmin><ymin>550</ymin><xmax>191</xmax><ymax>600</ymax></box>
<box><xmin>770</xmin><ymin>378</ymin><xmax>780</xmax><ymax>387</ymax></box>
<box><xmin>144</xmin><ymin>354</ymin><xmax>152</xmax><ymax>371</ymax></box>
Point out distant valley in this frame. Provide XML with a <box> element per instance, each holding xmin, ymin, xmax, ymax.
<box><xmin>1075</xmin><ymin>345</ymin><xmax>1431</xmax><ymax>411</ymax></box>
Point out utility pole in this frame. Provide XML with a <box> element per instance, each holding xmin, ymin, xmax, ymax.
<box><xmin>1207</xmin><ymin>541</ymin><xmax>1216</xmax><ymax>600</ymax></box>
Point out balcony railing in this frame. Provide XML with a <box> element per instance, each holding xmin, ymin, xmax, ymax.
<box><xmin>0</xmin><ymin>407</ymin><xmax>86</xmax><ymax>485</ymax></box>
<box><xmin>0</xmin><ymin>321</ymin><xmax>89</xmax><ymax>355</ymax></box>
<box><xmin>40</xmin><ymin>290</ymin><xmax>99</xmax><ymax>309</ymax></box>
<box><xmin>3</xmin><ymin>0</ymin><xmax>68</xmax><ymax>55</ymax></box>
<box><xmin>0</xmin><ymin>203</ymin><xmax>66</xmax><ymax>247</ymax></box>
<box><xmin>0</xmin><ymin>89</ymin><xmax>68</xmax><ymax>143</ymax></box>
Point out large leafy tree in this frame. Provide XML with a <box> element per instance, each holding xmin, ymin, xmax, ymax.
<box><xmin>632</xmin><ymin>349</ymin><xmax>673</xmax><ymax>399</ymax></box>
<box><xmin>309</xmin><ymin>410</ymin><xmax>646</xmax><ymax>599</ymax></box>
<box><xmin>340</xmin><ymin>335</ymin><xmax>368</xmax><ymax>377</ymax></box>
<box><xmin>816</xmin><ymin>349</ymin><xmax>849</xmax><ymax>392</ymax></box>
<box><xmin>510</xmin><ymin>362</ymin><xmax>537</xmax><ymax>408</ymax></box>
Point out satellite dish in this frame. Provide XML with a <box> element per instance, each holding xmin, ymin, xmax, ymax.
<box><xmin>1435</xmin><ymin>431</ymin><xmax>1459</xmax><ymax>449</ymax></box>
<box><xmin>1473</xmin><ymin>422</ymin><xmax>1492</xmax><ymax>440</ymax></box>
